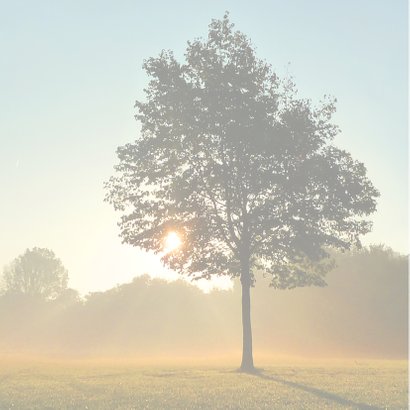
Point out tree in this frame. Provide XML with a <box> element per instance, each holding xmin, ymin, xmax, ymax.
<box><xmin>105</xmin><ymin>14</ymin><xmax>379</xmax><ymax>372</ymax></box>
<box><xmin>2</xmin><ymin>247</ymin><xmax>68</xmax><ymax>300</ymax></box>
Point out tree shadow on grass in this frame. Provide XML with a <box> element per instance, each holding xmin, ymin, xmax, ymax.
<box><xmin>253</xmin><ymin>370</ymin><xmax>383</xmax><ymax>410</ymax></box>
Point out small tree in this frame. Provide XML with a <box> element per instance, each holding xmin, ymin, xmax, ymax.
<box><xmin>105</xmin><ymin>14</ymin><xmax>379</xmax><ymax>372</ymax></box>
<box><xmin>3</xmin><ymin>247</ymin><xmax>68</xmax><ymax>300</ymax></box>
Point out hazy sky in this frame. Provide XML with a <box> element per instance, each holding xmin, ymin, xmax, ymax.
<box><xmin>0</xmin><ymin>0</ymin><xmax>407</xmax><ymax>294</ymax></box>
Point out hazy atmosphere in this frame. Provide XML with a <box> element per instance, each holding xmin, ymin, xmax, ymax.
<box><xmin>0</xmin><ymin>1</ymin><xmax>408</xmax><ymax>409</ymax></box>
<box><xmin>0</xmin><ymin>0</ymin><xmax>407</xmax><ymax>294</ymax></box>
<box><xmin>0</xmin><ymin>247</ymin><xmax>407</xmax><ymax>360</ymax></box>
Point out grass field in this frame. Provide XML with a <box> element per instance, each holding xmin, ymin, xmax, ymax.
<box><xmin>0</xmin><ymin>359</ymin><xmax>407</xmax><ymax>409</ymax></box>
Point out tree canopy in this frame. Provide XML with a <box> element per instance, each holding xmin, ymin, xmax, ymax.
<box><xmin>105</xmin><ymin>13</ymin><xmax>379</xmax><ymax>289</ymax></box>
<box><xmin>2</xmin><ymin>247</ymin><xmax>68</xmax><ymax>300</ymax></box>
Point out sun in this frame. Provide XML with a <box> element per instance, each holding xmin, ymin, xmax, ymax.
<box><xmin>164</xmin><ymin>231</ymin><xmax>182</xmax><ymax>253</ymax></box>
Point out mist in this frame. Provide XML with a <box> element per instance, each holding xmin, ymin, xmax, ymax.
<box><xmin>1</xmin><ymin>246</ymin><xmax>406</xmax><ymax>361</ymax></box>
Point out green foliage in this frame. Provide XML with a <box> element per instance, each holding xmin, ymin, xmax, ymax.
<box><xmin>105</xmin><ymin>13</ymin><xmax>379</xmax><ymax>289</ymax></box>
<box><xmin>2</xmin><ymin>247</ymin><xmax>68</xmax><ymax>300</ymax></box>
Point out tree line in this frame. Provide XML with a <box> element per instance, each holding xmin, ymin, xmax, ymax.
<box><xmin>0</xmin><ymin>245</ymin><xmax>407</xmax><ymax>359</ymax></box>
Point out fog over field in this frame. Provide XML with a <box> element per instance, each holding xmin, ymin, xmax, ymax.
<box><xmin>1</xmin><ymin>246</ymin><xmax>407</xmax><ymax>361</ymax></box>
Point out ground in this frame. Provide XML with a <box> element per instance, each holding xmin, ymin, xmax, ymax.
<box><xmin>0</xmin><ymin>359</ymin><xmax>407</xmax><ymax>409</ymax></box>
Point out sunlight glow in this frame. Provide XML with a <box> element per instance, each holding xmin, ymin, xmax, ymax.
<box><xmin>164</xmin><ymin>231</ymin><xmax>182</xmax><ymax>253</ymax></box>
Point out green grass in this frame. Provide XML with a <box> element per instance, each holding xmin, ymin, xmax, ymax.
<box><xmin>0</xmin><ymin>360</ymin><xmax>407</xmax><ymax>409</ymax></box>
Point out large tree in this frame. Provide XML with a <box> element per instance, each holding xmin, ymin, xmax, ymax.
<box><xmin>2</xmin><ymin>247</ymin><xmax>68</xmax><ymax>300</ymax></box>
<box><xmin>105</xmin><ymin>14</ymin><xmax>379</xmax><ymax>372</ymax></box>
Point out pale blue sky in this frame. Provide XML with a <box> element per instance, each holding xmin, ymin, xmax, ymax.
<box><xmin>0</xmin><ymin>0</ymin><xmax>407</xmax><ymax>294</ymax></box>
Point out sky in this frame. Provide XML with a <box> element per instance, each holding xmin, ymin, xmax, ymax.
<box><xmin>0</xmin><ymin>0</ymin><xmax>408</xmax><ymax>295</ymax></box>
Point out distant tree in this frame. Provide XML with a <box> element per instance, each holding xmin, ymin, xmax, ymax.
<box><xmin>105</xmin><ymin>14</ymin><xmax>379</xmax><ymax>372</ymax></box>
<box><xmin>55</xmin><ymin>288</ymin><xmax>81</xmax><ymax>306</ymax></box>
<box><xmin>3</xmin><ymin>247</ymin><xmax>68</xmax><ymax>300</ymax></box>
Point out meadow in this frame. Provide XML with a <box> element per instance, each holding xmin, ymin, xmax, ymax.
<box><xmin>0</xmin><ymin>359</ymin><xmax>407</xmax><ymax>409</ymax></box>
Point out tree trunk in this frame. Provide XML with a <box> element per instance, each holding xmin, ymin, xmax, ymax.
<box><xmin>240</xmin><ymin>260</ymin><xmax>255</xmax><ymax>372</ymax></box>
